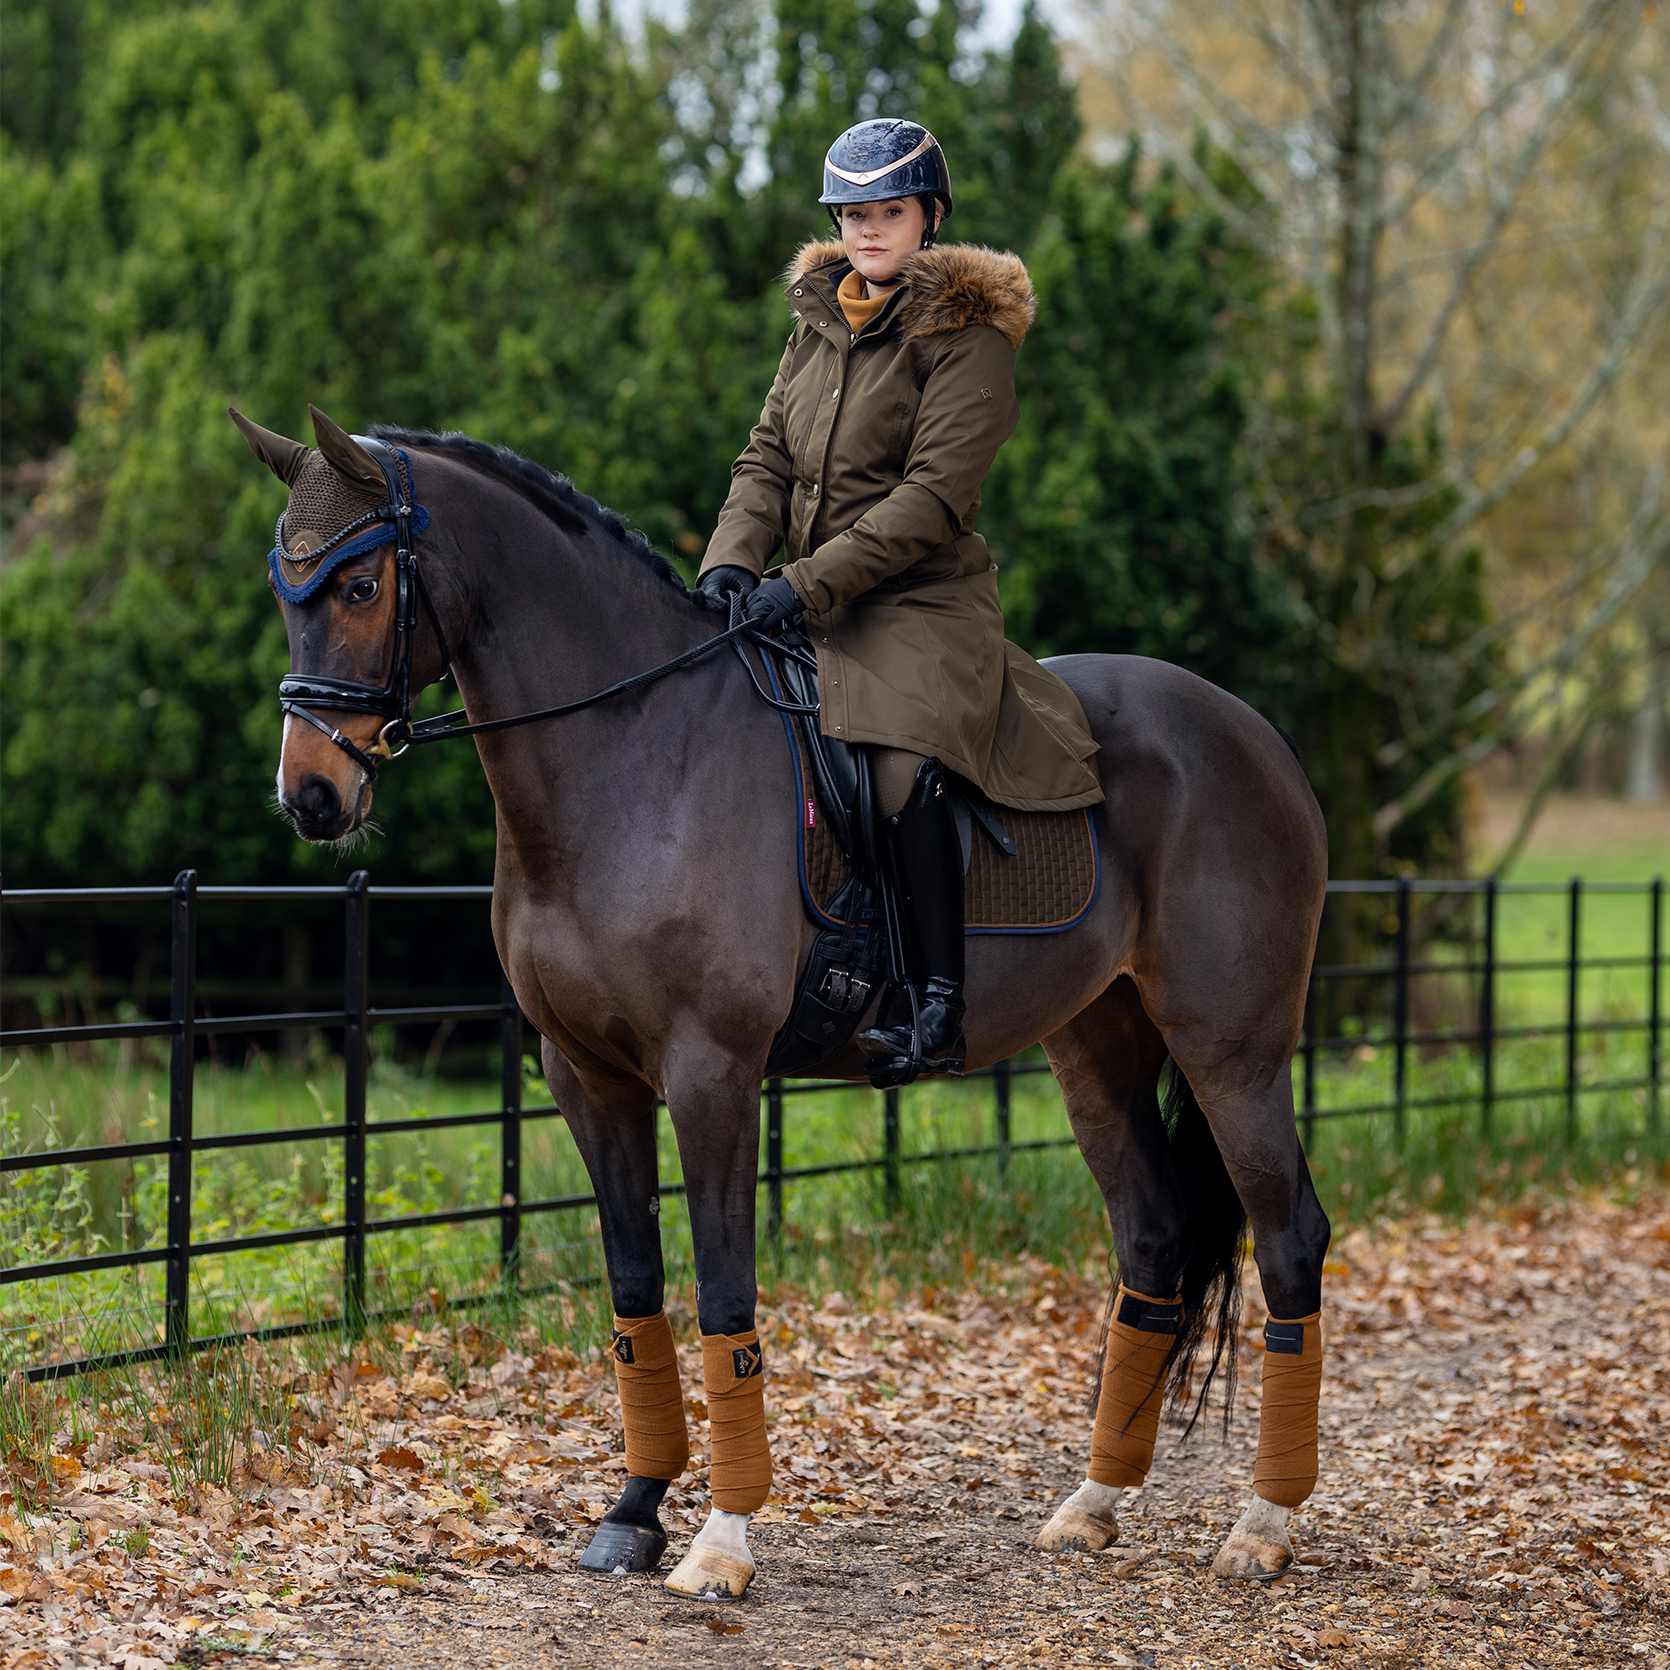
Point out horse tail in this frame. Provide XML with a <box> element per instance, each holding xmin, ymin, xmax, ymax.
<box><xmin>1082</xmin><ymin>1060</ymin><xmax>1247</xmax><ymax>1438</ymax></box>
<box><xmin>1162</xmin><ymin>1060</ymin><xmax>1247</xmax><ymax>1436</ymax></box>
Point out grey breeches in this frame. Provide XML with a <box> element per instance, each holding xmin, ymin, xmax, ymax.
<box><xmin>874</xmin><ymin>748</ymin><xmax>929</xmax><ymax>818</ymax></box>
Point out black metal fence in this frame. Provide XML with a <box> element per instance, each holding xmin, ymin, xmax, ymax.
<box><xmin>2</xmin><ymin>872</ymin><xmax>1663</xmax><ymax>1382</ymax></box>
<box><xmin>1299</xmin><ymin>877</ymin><xmax>1663</xmax><ymax>1147</ymax></box>
<box><xmin>1</xmin><ymin>873</ymin><xmax>1059</xmax><ymax>1381</ymax></box>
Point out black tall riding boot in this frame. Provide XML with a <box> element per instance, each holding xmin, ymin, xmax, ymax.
<box><xmin>858</xmin><ymin>760</ymin><xmax>966</xmax><ymax>1083</ymax></box>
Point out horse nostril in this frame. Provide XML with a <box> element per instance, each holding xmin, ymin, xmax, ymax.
<box><xmin>295</xmin><ymin>773</ymin><xmax>343</xmax><ymax>824</ymax></box>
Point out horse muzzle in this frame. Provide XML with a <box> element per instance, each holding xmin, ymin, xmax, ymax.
<box><xmin>281</xmin><ymin>769</ymin><xmax>371</xmax><ymax>842</ymax></box>
<box><xmin>277</xmin><ymin>712</ymin><xmax>378</xmax><ymax>841</ymax></box>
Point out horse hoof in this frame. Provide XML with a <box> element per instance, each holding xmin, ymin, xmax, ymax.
<box><xmin>1210</xmin><ymin>1530</ymin><xmax>1294</xmax><ymax>1580</ymax></box>
<box><xmin>663</xmin><ymin>1545</ymin><xmax>755</xmax><ymax>1598</ymax></box>
<box><xmin>1036</xmin><ymin>1505</ymin><xmax>1116</xmax><ymax>1553</ymax></box>
<box><xmin>1212</xmin><ymin>1496</ymin><xmax>1295</xmax><ymax>1580</ymax></box>
<box><xmin>579</xmin><ymin>1520</ymin><xmax>668</xmax><ymax>1574</ymax></box>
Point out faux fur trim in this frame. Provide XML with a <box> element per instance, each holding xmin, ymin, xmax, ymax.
<box><xmin>897</xmin><ymin>245</ymin><xmax>1035</xmax><ymax>348</ymax></box>
<box><xmin>784</xmin><ymin>239</ymin><xmax>849</xmax><ymax>286</ymax></box>
<box><xmin>783</xmin><ymin>240</ymin><xmax>1035</xmax><ymax>348</ymax></box>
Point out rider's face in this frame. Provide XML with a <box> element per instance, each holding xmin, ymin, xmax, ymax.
<box><xmin>839</xmin><ymin>198</ymin><xmax>937</xmax><ymax>288</ymax></box>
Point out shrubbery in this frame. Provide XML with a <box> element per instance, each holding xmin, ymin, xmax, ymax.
<box><xmin>2</xmin><ymin>0</ymin><xmax>1315</xmax><ymax>885</ymax></box>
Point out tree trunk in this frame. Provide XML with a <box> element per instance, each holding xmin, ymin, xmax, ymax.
<box><xmin>1311</xmin><ymin>651</ymin><xmax>1385</xmax><ymax>1029</ymax></box>
<box><xmin>1625</xmin><ymin>646</ymin><xmax>1666</xmax><ymax>803</ymax></box>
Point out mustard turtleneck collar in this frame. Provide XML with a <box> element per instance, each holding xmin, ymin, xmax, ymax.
<box><xmin>836</xmin><ymin>267</ymin><xmax>891</xmax><ymax>335</ymax></box>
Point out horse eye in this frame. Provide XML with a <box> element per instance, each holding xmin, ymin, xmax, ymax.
<box><xmin>346</xmin><ymin>577</ymin><xmax>378</xmax><ymax>603</ymax></box>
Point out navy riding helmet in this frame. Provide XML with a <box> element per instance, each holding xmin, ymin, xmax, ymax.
<box><xmin>819</xmin><ymin>119</ymin><xmax>953</xmax><ymax>248</ymax></box>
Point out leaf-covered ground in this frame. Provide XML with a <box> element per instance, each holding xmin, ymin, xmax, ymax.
<box><xmin>5</xmin><ymin>1185</ymin><xmax>1668</xmax><ymax>1668</ymax></box>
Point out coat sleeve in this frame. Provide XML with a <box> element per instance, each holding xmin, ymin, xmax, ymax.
<box><xmin>698</xmin><ymin>336</ymin><xmax>797</xmax><ymax>581</ymax></box>
<box><xmin>779</xmin><ymin>324</ymin><xmax>1018</xmax><ymax>615</ymax></box>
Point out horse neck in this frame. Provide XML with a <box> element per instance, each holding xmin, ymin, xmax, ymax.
<box><xmin>434</xmin><ymin>462</ymin><xmax>724</xmax><ymax>838</ymax></box>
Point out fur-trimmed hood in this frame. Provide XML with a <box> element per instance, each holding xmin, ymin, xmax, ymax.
<box><xmin>784</xmin><ymin>240</ymin><xmax>1036</xmax><ymax>349</ymax></box>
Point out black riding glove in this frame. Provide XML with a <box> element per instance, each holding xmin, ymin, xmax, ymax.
<box><xmin>743</xmin><ymin>575</ymin><xmax>805</xmax><ymax>634</ymax></box>
<box><xmin>695</xmin><ymin>564</ymin><xmax>757</xmax><ymax>614</ymax></box>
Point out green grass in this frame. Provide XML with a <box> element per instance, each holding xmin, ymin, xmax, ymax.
<box><xmin>3</xmin><ymin>832</ymin><xmax>1663</xmax><ymax>1379</ymax></box>
<box><xmin>0</xmin><ymin>1041</ymin><xmax>1091</xmax><ymax>1368</ymax></box>
<box><xmin>1497</xmin><ymin>810</ymin><xmax>1667</xmax><ymax>885</ymax></box>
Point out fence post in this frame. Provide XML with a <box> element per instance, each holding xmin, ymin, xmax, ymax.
<box><xmin>766</xmin><ymin>1079</ymin><xmax>784</xmax><ymax>1258</ymax></box>
<box><xmin>994</xmin><ymin>1057</ymin><xmax>1011</xmax><ymax>1180</ymax></box>
<box><xmin>1301</xmin><ymin>975</ymin><xmax>1316</xmax><ymax>1154</ymax></box>
<box><xmin>500</xmin><ymin>976</ymin><xmax>522</xmax><ymax>1294</ymax></box>
<box><xmin>1565</xmin><ymin>876</ymin><xmax>1581</xmax><ymax>1143</ymax></box>
<box><xmin>1479</xmin><ymin>876</ymin><xmax>1496</xmax><ymax>1137</ymax></box>
<box><xmin>165</xmin><ymin>870</ymin><xmax>197</xmax><ymax>1359</ymax></box>
<box><xmin>343</xmin><ymin>871</ymin><xmax>369</xmax><ymax>1335</ymax></box>
<box><xmin>1393</xmin><ymin>877</ymin><xmax>1410</xmax><ymax>1147</ymax></box>
<box><xmin>884</xmin><ymin>1087</ymin><xmax>901</xmax><ymax>1215</ymax></box>
<box><xmin>1649</xmin><ymin>877</ymin><xmax>1662</xmax><ymax>1134</ymax></box>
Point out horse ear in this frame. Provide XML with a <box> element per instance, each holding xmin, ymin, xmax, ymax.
<box><xmin>308</xmin><ymin>405</ymin><xmax>385</xmax><ymax>491</ymax></box>
<box><xmin>228</xmin><ymin>408</ymin><xmax>311</xmax><ymax>486</ymax></box>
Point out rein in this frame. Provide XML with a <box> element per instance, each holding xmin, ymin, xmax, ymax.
<box><xmin>278</xmin><ymin>441</ymin><xmax>817</xmax><ymax>782</ymax></box>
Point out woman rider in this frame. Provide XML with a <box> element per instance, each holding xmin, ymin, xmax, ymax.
<box><xmin>696</xmin><ymin>119</ymin><xmax>1103</xmax><ymax>1083</ymax></box>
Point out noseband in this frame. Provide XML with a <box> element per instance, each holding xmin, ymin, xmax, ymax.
<box><xmin>276</xmin><ymin>437</ymin><xmax>453</xmax><ymax>781</ymax></box>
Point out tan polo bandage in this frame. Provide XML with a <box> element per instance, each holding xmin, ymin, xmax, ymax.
<box><xmin>1087</xmin><ymin>1285</ymin><xmax>1183</xmax><ymax>1489</ymax></box>
<box><xmin>701</xmin><ymin>1329</ymin><xmax>772</xmax><ymax>1513</ymax></box>
<box><xmin>611</xmin><ymin>1311</ymin><xmax>690</xmax><ymax>1481</ymax></box>
<box><xmin>1253</xmin><ymin>1310</ymin><xmax>1324</xmax><ymax>1508</ymax></box>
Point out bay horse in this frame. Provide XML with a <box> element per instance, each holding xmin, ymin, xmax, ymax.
<box><xmin>243</xmin><ymin>407</ymin><xmax>1330</xmax><ymax>1598</ymax></box>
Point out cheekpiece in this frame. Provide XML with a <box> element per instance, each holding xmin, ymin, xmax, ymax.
<box><xmin>266</xmin><ymin>445</ymin><xmax>429</xmax><ymax>604</ymax></box>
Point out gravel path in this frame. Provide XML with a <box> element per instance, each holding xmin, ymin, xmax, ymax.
<box><xmin>11</xmin><ymin>1188</ymin><xmax>1668</xmax><ymax>1668</ymax></box>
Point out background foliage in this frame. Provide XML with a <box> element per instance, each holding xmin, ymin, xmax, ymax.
<box><xmin>1</xmin><ymin>0</ymin><xmax>1484</xmax><ymax>888</ymax></box>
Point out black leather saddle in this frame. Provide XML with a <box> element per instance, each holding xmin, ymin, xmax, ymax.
<box><xmin>760</xmin><ymin>628</ymin><xmax>1017</xmax><ymax>1077</ymax></box>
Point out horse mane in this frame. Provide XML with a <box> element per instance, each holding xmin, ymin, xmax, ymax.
<box><xmin>371</xmin><ymin>426</ymin><xmax>691</xmax><ymax>598</ymax></box>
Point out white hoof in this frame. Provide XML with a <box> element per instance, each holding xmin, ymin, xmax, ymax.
<box><xmin>1211</xmin><ymin>1495</ymin><xmax>1294</xmax><ymax>1579</ymax></box>
<box><xmin>1037</xmin><ymin>1480</ymin><xmax>1123</xmax><ymax>1552</ymax></box>
<box><xmin>664</xmin><ymin>1507</ymin><xmax>755</xmax><ymax>1598</ymax></box>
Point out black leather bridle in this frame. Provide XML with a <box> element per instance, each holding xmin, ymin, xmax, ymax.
<box><xmin>277</xmin><ymin>436</ymin><xmax>453</xmax><ymax>781</ymax></box>
<box><xmin>277</xmin><ymin>440</ymin><xmax>816</xmax><ymax>784</ymax></box>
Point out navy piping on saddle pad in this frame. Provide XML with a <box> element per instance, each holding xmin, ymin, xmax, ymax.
<box><xmin>760</xmin><ymin>644</ymin><xmax>1100</xmax><ymax>937</ymax></box>
<box><xmin>267</xmin><ymin>447</ymin><xmax>432</xmax><ymax>604</ymax></box>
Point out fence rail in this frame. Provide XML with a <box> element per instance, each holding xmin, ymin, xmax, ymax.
<box><xmin>2</xmin><ymin>869</ymin><xmax>1662</xmax><ymax>1381</ymax></box>
<box><xmin>1296</xmin><ymin>875</ymin><xmax>1663</xmax><ymax>1146</ymax></box>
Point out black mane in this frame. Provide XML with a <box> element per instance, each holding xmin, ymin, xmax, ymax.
<box><xmin>372</xmin><ymin>426</ymin><xmax>690</xmax><ymax>597</ymax></box>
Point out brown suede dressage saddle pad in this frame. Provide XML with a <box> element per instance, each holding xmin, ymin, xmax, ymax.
<box><xmin>799</xmin><ymin>776</ymin><xmax>1099</xmax><ymax>932</ymax></box>
<box><xmin>763</xmin><ymin>633</ymin><xmax>1099</xmax><ymax>936</ymax></box>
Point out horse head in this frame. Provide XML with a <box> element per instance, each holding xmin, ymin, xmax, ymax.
<box><xmin>233</xmin><ymin>405</ymin><xmax>452</xmax><ymax>843</ymax></box>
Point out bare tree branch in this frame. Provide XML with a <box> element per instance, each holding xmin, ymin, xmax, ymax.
<box><xmin>1432</xmin><ymin>250</ymin><xmax>1670</xmax><ymax>546</ymax></box>
<box><xmin>1378</xmin><ymin>0</ymin><xmax>1631</xmax><ymax>232</ymax></box>
<box><xmin>1377</xmin><ymin>94</ymin><xmax>1567</xmax><ymax>436</ymax></box>
<box><xmin>1481</xmin><ymin>705</ymin><xmax>1598</xmax><ymax>877</ymax></box>
<box><xmin>1381</xmin><ymin>0</ymin><xmax>1471</xmax><ymax>136</ymax></box>
<box><xmin>1372</xmin><ymin>516</ymin><xmax>1670</xmax><ymax>838</ymax></box>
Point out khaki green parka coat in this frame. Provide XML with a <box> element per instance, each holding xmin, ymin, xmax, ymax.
<box><xmin>698</xmin><ymin>239</ymin><xmax>1102</xmax><ymax>813</ymax></box>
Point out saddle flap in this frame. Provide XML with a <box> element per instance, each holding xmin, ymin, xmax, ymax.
<box><xmin>777</xmin><ymin>631</ymin><xmax>864</xmax><ymax>866</ymax></box>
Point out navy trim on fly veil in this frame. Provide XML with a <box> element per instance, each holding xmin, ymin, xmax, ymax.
<box><xmin>268</xmin><ymin>444</ymin><xmax>430</xmax><ymax>602</ymax></box>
